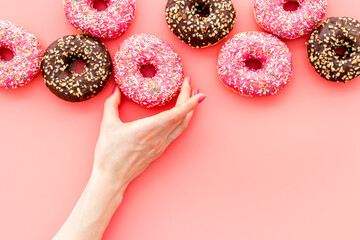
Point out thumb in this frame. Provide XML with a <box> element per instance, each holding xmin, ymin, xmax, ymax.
<box><xmin>102</xmin><ymin>85</ymin><xmax>122</xmax><ymax>123</ymax></box>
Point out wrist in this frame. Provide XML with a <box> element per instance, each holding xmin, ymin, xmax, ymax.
<box><xmin>52</xmin><ymin>168</ymin><xmax>128</xmax><ymax>240</ymax></box>
<box><xmin>89</xmin><ymin>169</ymin><xmax>128</xmax><ymax>203</ymax></box>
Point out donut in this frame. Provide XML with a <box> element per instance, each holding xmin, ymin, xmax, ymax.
<box><xmin>41</xmin><ymin>35</ymin><xmax>112</xmax><ymax>102</ymax></box>
<box><xmin>0</xmin><ymin>20</ymin><xmax>42</xmax><ymax>89</ymax></box>
<box><xmin>217</xmin><ymin>32</ymin><xmax>293</xmax><ymax>97</ymax></box>
<box><xmin>307</xmin><ymin>17</ymin><xmax>360</xmax><ymax>83</ymax></box>
<box><xmin>165</xmin><ymin>0</ymin><xmax>236</xmax><ymax>48</ymax></box>
<box><xmin>63</xmin><ymin>0</ymin><xmax>136</xmax><ymax>39</ymax></box>
<box><xmin>114</xmin><ymin>34</ymin><xmax>183</xmax><ymax>107</ymax></box>
<box><xmin>253</xmin><ymin>0</ymin><xmax>327</xmax><ymax>39</ymax></box>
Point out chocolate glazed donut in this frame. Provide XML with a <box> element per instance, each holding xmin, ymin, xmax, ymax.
<box><xmin>41</xmin><ymin>35</ymin><xmax>112</xmax><ymax>102</ymax></box>
<box><xmin>307</xmin><ymin>17</ymin><xmax>360</xmax><ymax>83</ymax></box>
<box><xmin>165</xmin><ymin>0</ymin><xmax>236</xmax><ymax>48</ymax></box>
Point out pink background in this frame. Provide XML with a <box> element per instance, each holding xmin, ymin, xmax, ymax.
<box><xmin>1</xmin><ymin>0</ymin><xmax>360</xmax><ymax>239</ymax></box>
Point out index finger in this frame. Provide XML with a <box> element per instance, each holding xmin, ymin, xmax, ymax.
<box><xmin>140</xmin><ymin>92</ymin><xmax>206</xmax><ymax>131</ymax></box>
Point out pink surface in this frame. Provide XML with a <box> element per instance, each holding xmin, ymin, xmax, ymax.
<box><xmin>0</xmin><ymin>0</ymin><xmax>360</xmax><ymax>239</ymax></box>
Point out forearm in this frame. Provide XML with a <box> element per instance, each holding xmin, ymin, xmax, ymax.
<box><xmin>53</xmin><ymin>171</ymin><xmax>126</xmax><ymax>240</ymax></box>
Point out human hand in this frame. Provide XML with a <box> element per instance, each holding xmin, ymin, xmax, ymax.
<box><xmin>53</xmin><ymin>77</ymin><xmax>205</xmax><ymax>240</ymax></box>
<box><xmin>92</xmin><ymin>77</ymin><xmax>206</xmax><ymax>190</ymax></box>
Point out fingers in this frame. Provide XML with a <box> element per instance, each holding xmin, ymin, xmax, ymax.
<box><xmin>168</xmin><ymin>111</ymin><xmax>194</xmax><ymax>141</ymax></box>
<box><xmin>102</xmin><ymin>85</ymin><xmax>122</xmax><ymax>124</ymax></box>
<box><xmin>168</xmin><ymin>92</ymin><xmax>205</xmax><ymax>124</ymax></box>
<box><xmin>143</xmin><ymin>90</ymin><xmax>206</xmax><ymax>131</ymax></box>
<box><xmin>168</xmin><ymin>89</ymin><xmax>198</xmax><ymax>141</ymax></box>
<box><xmin>176</xmin><ymin>76</ymin><xmax>192</xmax><ymax>106</ymax></box>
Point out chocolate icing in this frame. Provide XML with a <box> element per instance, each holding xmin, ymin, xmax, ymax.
<box><xmin>307</xmin><ymin>17</ymin><xmax>360</xmax><ymax>83</ymax></box>
<box><xmin>165</xmin><ymin>0</ymin><xmax>236</xmax><ymax>48</ymax></box>
<box><xmin>41</xmin><ymin>35</ymin><xmax>112</xmax><ymax>102</ymax></box>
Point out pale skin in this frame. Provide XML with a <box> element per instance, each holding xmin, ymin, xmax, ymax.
<box><xmin>53</xmin><ymin>77</ymin><xmax>205</xmax><ymax>240</ymax></box>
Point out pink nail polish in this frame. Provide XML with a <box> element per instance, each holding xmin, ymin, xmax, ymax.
<box><xmin>194</xmin><ymin>89</ymin><xmax>200</xmax><ymax>95</ymax></box>
<box><xmin>198</xmin><ymin>96</ymin><xmax>206</xmax><ymax>104</ymax></box>
<box><xmin>188</xmin><ymin>77</ymin><xmax>191</xmax><ymax>85</ymax></box>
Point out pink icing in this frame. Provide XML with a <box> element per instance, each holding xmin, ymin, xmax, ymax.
<box><xmin>217</xmin><ymin>32</ymin><xmax>293</xmax><ymax>97</ymax></box>
<box><xmin>0</xmin><ymin>20</ymin><xmax>42</xmax><ymax>89</ymax></box>
<box><xmin>63</xmin><ymin>0</ymin><xmax>135</xmax><ymax>39</ymax></box>
<box><xmin>114</xmin><ymin>33</ymin><xmax>184</xmax><ymax>107</ymax></box>
<box><xmin>254</xmin><ymin>0</ymin><xmax>327</xmax><ymax>39</ymax></box>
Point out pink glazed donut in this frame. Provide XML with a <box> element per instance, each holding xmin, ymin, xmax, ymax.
<box><xmin>63</xmin><ymin>0</ymin><xmax>135</xmax><ymax>39</ymax></box>
<box><xmin>114</xmin><ymin>34</ymin><xmax>184</xmax><ymax>107</ymax></box>
<box><xmin>217</xmin><ymin>32</ymin><xmax>293</xmax><ymax>97</ymax></box>
<box><xmin>253</xmin><ymin>0</ymin><xmax>327</xmax><ymax>39</ymax></box>
<box><xmin>0</xmin><ymin>20</ymin><xmax>42</xmax><ymax>89</ymax></box>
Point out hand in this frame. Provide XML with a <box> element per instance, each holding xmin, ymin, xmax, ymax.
<box><xmin>92</xmin><ymin>76</ymin><xmax>206</xmax><ymax>190</ymax></box>
<box><xmin>52</xmin><ymin>77</ymin><xmax>205</xmax><ymax>240</ymax></box>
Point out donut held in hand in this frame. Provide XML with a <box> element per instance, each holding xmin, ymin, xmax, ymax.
<box><xmin>41</xmin><ymin>35</ymin><xmax>112</xmax><ymax>102</ymax></box>
<box><xmin>0</xmin><ymin>20</ymin><xmax>42</xmax><ymax>89</ymax></box>
<box><xmin>114</xmin><ymin>33</ymin><xmax>184</xmax><ymax>107</ymax></box>
<box><xmin>217</xmin><ymin>32</ymin><xmax>293</xmax><ymax>97</ymax></box>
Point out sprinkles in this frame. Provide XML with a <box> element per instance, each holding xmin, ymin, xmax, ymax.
<box><xmin>165</xmin><ymin>0</ymin><xmax>236</xmax><ymax>48</ymax></box>
<box><xmin>0</xmin><ymin>20</ymin><xmax>42</xmax><ymax>89</ymax></box>
<box><xmin>306</xmin><ymin>17</ymin><xmax>360</xmax><ymax>83</ymax></box>
<box><xmin>253</xmin><ymin>0</ymin><xmax>327</xmax><ymax>39</ymax></box>
<box><xmin>63</xmin><ymin>0</ymin><xmax>135</xmax><ymax>39</ymax></box>
<box><xmin>217</xmin><ymin>32</ymin><xmax>293</xmax><ymax>97</ymax></box>
<box><xmin>114</xmin><ymin>34</ymin><xmax>184</xmax><ymax>107</ymax></box>
<box><xmin>41</xmin><ymin>35</ymin><xmax>112</xmax><ymax>102</ymax></box>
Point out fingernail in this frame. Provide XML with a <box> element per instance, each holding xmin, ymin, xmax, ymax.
<box><xmin>112</xmin><ymin>85</ymin><xmax>117</xmax><ymax>94</ymax></box>
<box><xmin>187</xmin><ymin>76</ymin><xmax>191</xmax><ymax>85</ymax></box>
<box><xmin>193</xmin><ymin>89</ymin><xmax>200</xmax><ymax>95</ymax></box>
<box><xmin>198</xmin><ymin>95</ymin><xmax>206</xmax><ymax>104</ymax></box>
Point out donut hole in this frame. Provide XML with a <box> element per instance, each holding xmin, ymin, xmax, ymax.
<box><xmin>283</xmin><ymin>0</ymin><xmax>300</xmax><ymax>11</ymax></box>
<box><xmin>245</xmin><ymin>59</ymin><xmax>262</xmax><ymax>71</ymax></box>
<box><xmin>0</xmin><ymin>48</ymin><xmax>14</xmax><ymax>61</ymax></box>
<box><xmin>140</xmin><ymin>64</ymin><xmax>157</xmax><ymax>78</ymax></box>
<box><xmin>92</xmin><ymin>0</ymin><xmax>108</xmax><ymax>11</ymax></box>
<box><xmin>69</xmin><ymin>59</ymin><xmax>86</xmax><ymax>74</ymax></box>
<box><xmin>195</xmin><ymin>2</ymin><xmax>210</xmax><ymax>18</ymax></box>
<box><xmin>335</xmin><ymin>46</ymin><xmax>347</xmax><ymax>56</ymax></box>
